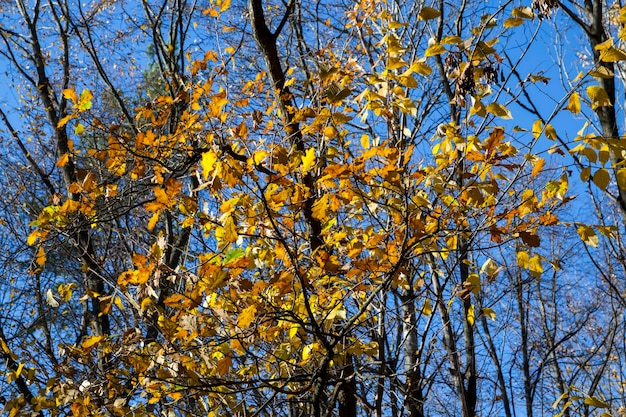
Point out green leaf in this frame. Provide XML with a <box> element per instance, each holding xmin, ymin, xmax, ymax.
<box><xmin>224</xmin><ymin>247</ymin><xmax>244</xmax><ymax>264</ymax></box>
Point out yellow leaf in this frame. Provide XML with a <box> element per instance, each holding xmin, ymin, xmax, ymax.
<box><xmin>361</xmin><ymin>134</ymin><xmax>370</xmax><ymax>149</ymax></box>
<box><xmin>577</xmin><ymin>225</ymin><xmax>599</xmax><ymax>247</ymax></box>
<box><xmin>512</xmin><ymin>6</ymin><xmax>534</xmax><ymax>18</ymax></box>
<box><xmin>77</xmin><ymin>89</ymin><xmax>93</xmax><ymax>111</ymax></box>
<box><xmin>388</xmin><ymin>20</ymin><xmax>408</xmax><ymax>29</ymax></box>
<box><xmin>201</xmin><ymin>151</ymin><xmax>218</xmax><ymax>180</ymax></box>
<box><xmin>584</xmin><ymin>396</ymin><xmax>609</xmax><ymax>408</ymax></box>
<box><xmin>517</xmin><ymin>250</ymin><xmax>529</xmax><ymax>269</ymax></box>
<box><xmin>405</xmin><ymin>60</ymin><xmax>432</xmax><ymax>76</ymax></box>
<box><xmin>238</xmin><ymin>305</ymin><xmax>257</xmax><ymax>328</ymax></box>
<box><xmin>567</xmin><ymin>92</ymin><xmax>581</xmax><ymax>115</ymax></box>
<box><xmin>580</xmin><ymin>167</ymin><xmax>592</xmax><ymax>182</ymax></box>
<box><xmin>545</xmin><ymin>124</ymin><xmax>557</xmax><ymax>140</ymax></box>
<box><xmin>532</xmin><ymin>119</ymin><xmax>543</xmax><ymax>139</ymax></box>
<box><xmin>594</xmin><ymin>38</ymin><xmax>626</xmax><ymax>62</ymax></box>
<box><xmin>587</xmin><ymin>85</ymin><xmax>612</xmax><ymax>109</ymax></box>
<box><xmin>482</xmin><ymin>307</ymin><xmax>497</xmax><ymax>321</ymax></box>
<box><xmin>471</xmin><ymin>99</ymin><xmax>486</xmax><ymax>117</ymax></box>
<box><xmin>466</xmin><ymin>273</ymin><xmax>480</xmax><ymax>295</ymax></box>
<box><xmin>251</xmin><ymin>150</ymin><xmax>270</xmax><ymax>165</ymax></box>
<box><xmin>486</xmin><ymin>103</ymin><xmax>512</xmax><ymax>119</ymax></box>
<box><xmin>418</xmin><ymin>7</ymin><xmax>441</xmax><ymax>20</ymax></box>
<box><xmin>221</xmin><ymin>215</ymin><xmax>238</xmax><ymax>244</ymax></box>
<box><xmin>552</xmin><ymin>392</ymin><xmax>570</xmax><ymax>409</ymax></box>
<box><xmin>440</xmin><ymin>36</ymin><xmax>462</xmax><ymax>45</ymax></box>
<box><xmin>422</xmin><ymin>299</ymin><xmax>432</xmax><ymax>315</ymax></box>
<box><xmin>57</xmin><ymin>115</ymin><xmax>74</xmax><ymax>128</ymax></box>
<box><xmin>312</xmin><ymin>194</ymin><xmax>330</xmax><ymax>221</ymax></box>
<box><xmin>589</xmin><ymin>66</ymin><xmax>614</xmax><ymax>78</ymax></box>
<box><xmin>301</xmin><ymin>148</ymin><xmax>316</xmax><ymax>173</ymax></box>
<box><xmin>424</xmin><ymin>43</ymin><xmax>447</xmax><ymax>57</ymax></box>
<box><xmin>147</xmin><ymin>212</ymin><xmax>160</xmax><ymax>231</ymax></box>
<box><xmin>218</xmin><ymin>0</ymin><xmax>231</xmax><ymax>12</ymax></box>
<box><xmin>302</xmin><ymin>343</ymin><xmax>318</xmax><ymax>362</ymax></box>
<box><xmin>62</xmin><ymin>88</ymin><xmax>78</xmax><ymax>103</ymax></box>
<box><xmin>82</xmin><ymin>335</ymin><xmax>104</xmax><ymax>349</ymax></box>
<box><xmin>593</xmin><ymin>168</ymin><xmax>610</xmax><ymax>190</ymax></box>
<box><xmin>467</xmin><ymin>304</ymin><xmax>475</xmax><ymax>326</ymax></box>
<box><xmin>14</xmin><ymin>362</ymin><xmax>24</xmax><ymax>378</ymax></box>
<box><xmin>140</xmin><ymin>297</ymin><xmax>153</xmax><ymax>311</ymax></box>
<box><xmin>504</xmin><ymin>18</ymin><xmax>525</xmax><ymax>28</ymax></box>
<box><xmin>36</xmin><ymin>246</ymin><xmax>46</xmax><ymax>266</ymax></box>
<box><xmin>529</xmin><ymin>255</ymin><xmax>543</xmax><ymax>278</ymax></box>
<box><xmin>27</xmin><ymin>230</ymin><xmax>40</xmax><ymax>246</ymax></box>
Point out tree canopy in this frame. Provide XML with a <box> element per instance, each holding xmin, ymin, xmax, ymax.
<box><xmin>0</xmin><ymin>0</ymin><xmax>626</xmax><ymax>416</ymax></box>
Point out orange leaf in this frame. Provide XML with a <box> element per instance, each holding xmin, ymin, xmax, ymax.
<box><xmin>531</xmin><ymin>157</ymin><xmax>545</xmax><ymax>178</ymax></box>
<box><xmin>216</xmin><ymin>353</ymin><xmax>232</xmax><ymax>376</ymax></box>
<box><xmin>56</xmin><ymin>153</ymin><xmax>70</xmax><ymax>167</ymax></box>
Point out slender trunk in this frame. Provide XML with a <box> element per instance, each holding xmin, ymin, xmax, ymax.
<box><xmin>515</xmin><ymin>273</ymin><xmax>534</xmax><ymax>417</ymax></box>
<box><xmin>432</xmin><ymin>271</ymin><xmax>470</xmax><ymax>417</ymax></box>
<box><xmin>480</xmin><ymin>309</ymin><xmax>513</xmax><ymax>417</ymax></box>
<box><xmin>401</xmin><ymin>290</ymin><xmax>425</xmax><ymax>417</ymax></box>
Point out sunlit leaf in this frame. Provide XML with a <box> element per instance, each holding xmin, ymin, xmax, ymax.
<box><xmin>567</xmin><ymin>92</ymin><xmax>581</xmax><ymax>115</ymax></box>
<box><xmin>576</xmin><ymin>225</ymin><xmax>598</xmax><ymax>248</ymax></box>
<box><xmin>301</xmin><ymin>148</ymin><xmax>317</xmax><ymax>173</ymax></box>
<box><xmin>467</xmin><ymin>304</ymin><xmax>475</xmax><ymax>326</ymax></box>
<box><xmin>422</xmin><ymin>299</ymin><xmax>432</xmax><ymax>315</ymax></box>
<box><xmin>512</xmin><ymin>6</ymin><xmax>534</xmax><ymax>18</ymax></box>
<box><xmin>82</xmin><ymin>335</ymin><xmax>104</xmax><ymax>349</ymax></box>
<box><xmin>486</xmin><ymin>103</ymin><xmax>512</xmax><ymax>119</ymax></box>
<box><xmin>530</xmin><ymin>157</ymin><xmax>545</xmax><ymax>179</ymax></box>
<box><xmin>425</xmin><ymin>43</ymin><xmax>447</xmax><ymax>56</ymax></box>
<box><xmin>482</xmin><ymin>307</ymin><xmax>497</xmax><ymax>321</ymax></box>
<box><xmin>201</xmin><ymin>151</ymin><xmax>218</xmax><ymax>180</ymax></box>
<box><xmin>587</xmin><ymin>85</ymin><xmax>612</xmax><ymax>109</ymax></box>
<box><xmin>238</xmin><ymin>305</ymin><xmax>257</xmax><ymax>328</ymax></box>
<box><xmin>594</xmin><ymin>38</ymin><xmax>626</xmax><ymax>62</ymax></box>
<box><xmin>545</xmin><ymin>124</ymin><xmax>557</xmax><ymax>140</ymax></box>
<box><xmin>589</xmin><ymin>66</ymin><xmax>614</xmax><ymax>78</ymax></box>
<box><xmin>504</xmin><ymin>18</ymin><xmax>524</xmax><ymax>28</ymax></box>
<box><xmin>360</xmin><ymin>134</ymin><xmax>370</xmax><ymax>149</ymax></box>
<box><xmin>532</xmin><ymin>119</ymin><xmax>543</xmax><ymax>139</ymax></box>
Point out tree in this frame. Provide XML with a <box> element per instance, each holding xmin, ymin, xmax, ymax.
<box><xmin>0</xmin><ymin>0</ymin><xmax>625</xmax><ymax>416</ymax></box>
